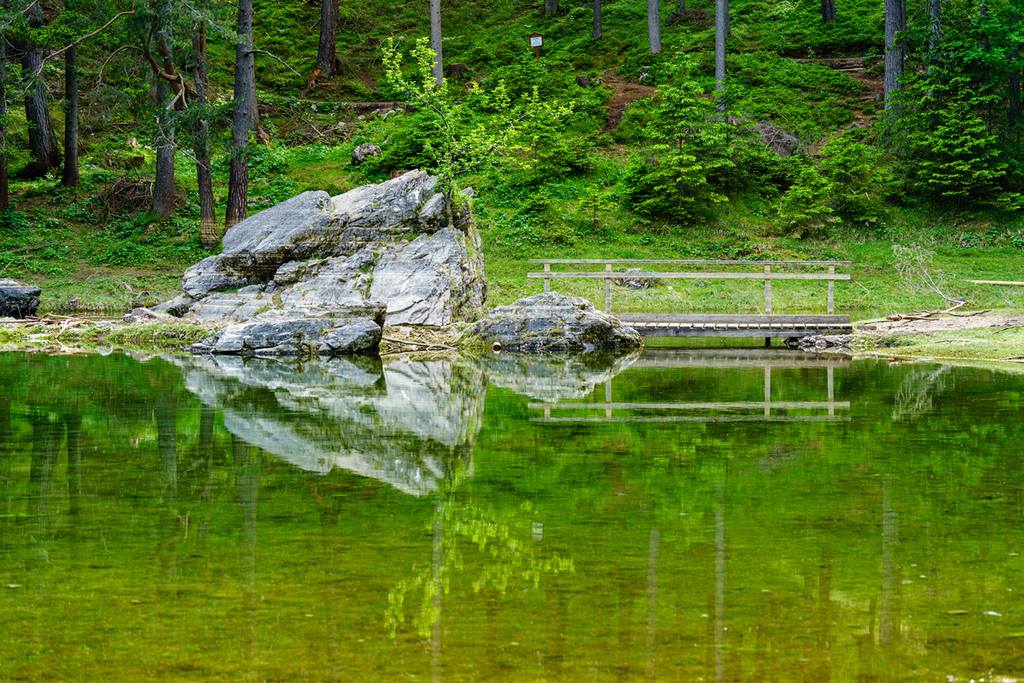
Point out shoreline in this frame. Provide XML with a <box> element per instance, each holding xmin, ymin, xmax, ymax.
<box><xmin>2</xmin><ymin>309</ymin><xmax>1022</xmax><ymax>368</ymax></box>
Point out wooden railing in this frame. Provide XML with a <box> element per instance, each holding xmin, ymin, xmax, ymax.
<box><xmin>527</xmin><ymin>259</ymin><xmax>852</xmax><ymax>314</ymax></box>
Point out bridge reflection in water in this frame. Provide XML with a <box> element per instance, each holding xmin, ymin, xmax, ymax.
<box><xmin>529</xmin><ymin>349</ymin><xmax>849</xmax><ymax>424</ymax></box>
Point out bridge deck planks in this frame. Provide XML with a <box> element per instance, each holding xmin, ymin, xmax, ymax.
<box><xmin>616</xmin><ymin>313</ymin><xmax>852</xmax><ymax>338</ymax></box>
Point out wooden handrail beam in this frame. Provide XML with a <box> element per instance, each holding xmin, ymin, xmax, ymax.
<box><xmin>528</xmin><ymin>259</ymin><xmax>852</xmax><ymax>266</ymax></box>
<box><xmin>528</xmin><ymin>271</ymin><xmax>851</xmax><ymax>281</ymax></box>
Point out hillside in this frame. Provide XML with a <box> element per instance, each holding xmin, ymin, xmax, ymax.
<box><xmin>0</xmin><ymin>0</ymin><xmax>1021</xmax><ymax>316</ymax></box>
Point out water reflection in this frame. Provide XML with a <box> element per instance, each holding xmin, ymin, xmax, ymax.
<box><xmin>0</xmin><ymin>350</ymin><xmax>1021</xmax><ymax>681</ymax></box>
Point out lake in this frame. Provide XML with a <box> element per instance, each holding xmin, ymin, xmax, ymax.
<box><xmin>0</xmin><ymin>349</ymin><xmax>1021</xmax><ymax>681</ymax></box>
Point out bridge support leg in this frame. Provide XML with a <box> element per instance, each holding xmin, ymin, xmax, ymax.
<box><xmin>764</xmin><ymin>337</ymin><xmax>771</xmax><ymax>348</ymax></box>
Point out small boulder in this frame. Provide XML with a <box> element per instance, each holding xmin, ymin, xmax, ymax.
<box><xmin>124</xmin><ymin>307</ymin><xmax>173</xmax><ymax>324</ymax></box>
<box><xmin>613</xmin><ymin>268</ymin><xmax>660</xmax><ymax>290</ymax></box>
<box><xmin>472</xmin><ymin>293</ymin><xmax>643</xmax><ymax>354</ymax></box>
<box><xmin>351</xmin><ymin>143</ymin><xmax>382</xmax><ymax>166</ymax></box>
<box><xmin>0</xmin><ymin>280</ymin><xmax>41</xmax><ymax>319</ymax></box>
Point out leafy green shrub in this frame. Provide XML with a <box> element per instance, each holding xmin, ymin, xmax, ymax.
<box><xmin>0</xmin><ymin>210</ymin><xmax>31</xmax><ymax>237</ymax></box>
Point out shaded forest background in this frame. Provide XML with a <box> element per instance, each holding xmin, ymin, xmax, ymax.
<box><xmin>0</xmin><ymin>0</ymin><xmax>1021</xmax><ymax>313</ymax></box>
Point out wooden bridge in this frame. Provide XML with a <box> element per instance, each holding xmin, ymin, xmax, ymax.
<box><xmin>530</xmin><ymin>350</ymin><xmax>850</xmax><ymax>425</ymax></box>
<box><xmin>528</xmin><ymin>259</ymin><xmax>852</xmax><ymax>341</ymax></box>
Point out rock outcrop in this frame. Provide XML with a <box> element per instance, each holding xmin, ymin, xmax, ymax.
<box><xmin>472</xmin><ymin>293</ymin><xmax>643</xmax><ymax>353</ymax></box>
<box><xmin>157</xmin><ymin>171</ymin><xmax>486</xmax><ymax>357</ymax></box>
<box><xmin>0</xmin><ymin>280</ymin><xmax>41</xmax><ymax>319</ymax></box>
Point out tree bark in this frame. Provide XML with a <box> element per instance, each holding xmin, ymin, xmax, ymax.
<box><xmin>152</xmin><ymin>0</ymin><xmax>176</xmax><ymax>218</ymax></box>
<box><xmin>0</xmin><ymin>39</ymin><xmax>9</xmax><ymax>211</ymax></box>
<box><xmin>430</xmin><ymin>0</ymin><xmax>443</xmax><ymax>86</ymax></box>
<box><xmin>927</xmin><ymin>0</ymin><xmax>941</xmax><ymax>74</ymax></box>
<box><xmin>593</xmin><ymin>0</ymin><xmax>601</xmax><ymax>40</ymax></box>
<box><xmin>679</xmin><ymin>0</ymin><xmax>685</xmax><ymax>13</ymax></box>
<box><xmin>821</xmin><ymin>0</ymin><xmax>836</xmax><ymax>22</ymax></box>
<box><xmin>21</xmin><ymin>0</ymin><xmax>60</xmax><ymax>178</ymax></box>
<box><xmin>715</xmin><ymin>0</ymin><xmax>728</xmax><ymax>114</ymax></box>
<box><xmin>62</xmin><ymin>46</ymin><xmax>79</xmax><ymax>187</ymax></box>
<box><xmin>648</xmin><ymin>0</ymin><xmax>661</xmax><ymax>54</ymax></box>
<box><xmin>191</xmin><ymin>21</ymin><xmax>216</xmax><ymax>243</ymax></box>
<box><xmin>226</xmin><ymin>0</ymin><xmax>255</xmax><ymax>227</ymax></box>
<box><xmin>883</xmin><ymin>0</ymin><xmax>906</xmax><ymax>106</ymax></box>
<box><xmin>545</xmin><ymin>0</ymin><xmax>558</xmax><ymax>17</ymax></box>
<box><xmin>316</xmin><ymin>0</ymin><xmax>339</xmax><ymax>77</ymax></box>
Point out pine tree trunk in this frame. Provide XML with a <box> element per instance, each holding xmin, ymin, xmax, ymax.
<box><xmin>883</xmin><ymin>0</ymin><xmax>906</xmax><ymax>106</ymax></box>
<box><xmin>152</xmin><ymin>0</ymin><xmax>176</xmax><ymax>218</ymax></box>
<box><xmin>1011</xmin><ymin>44</ymin><xmax>1021</xmax><ymax>128</ymax></box>
<box><xmin>0</xmin><ymin>39</ymin><xmax>9</xmax><ymax>210</ymax></box>
<box><xmin>62</xmin><ymin>46</ymin><xmax>79</xmax><ymax>187</ymax></box>
<box><xmin>648</xmin><ymin>0</ymin><xmax>661</xmax><ymax>54</ymax></box>
<box><xmin>316</xmin><ymin>0</ymin><xmax>339</xmax><ymax>77</ymax></box>
<box><xmin>679</xmin><ymin>0</ymin><xmax>685</xmax><ymax>13</ymax></box>
<box><xmin>192</xmin><ymin>22</ymin><xmax>217</xmax><ymax>244</ymax></box>
<box><xmin>226</xmin><ymin>0</ymin><xmax>255</xmax><ymax>227</ymax></box>
<box><xmin>927</xmin><ymin>0</ymin><xmax>941</xmax><ymax>73</ymax></box>
<box><xmin>821</xmin><ymin>0</ymin><xmax>836</xmax><ymax>22</ymax></box>
<box><xmin>430</xmin><ymin>0</ymin><xmax>443</xmax><ymax>85</ymax></box>
<box><xmin>593</xmin><ymin>0</ymin><xmax>601</xmax><ymax>40</ymax></box>
<box><xmin>545</xmin><ymin>0</ymin><xmax>558</xmax><ymax>17</ymax></box>
<box><xmin>715</xmin><ymin>0</ymin><xmax>728</xmax><ymax>115</ymax></box>
<box><xmin>20</xmin><ymin>0</ymin><xmax>60</xmax><ymax>178</ymax></box>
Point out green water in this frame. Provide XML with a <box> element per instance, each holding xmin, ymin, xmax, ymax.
<box><xmin>0</xmin><ymin>350</ymin><xmax>1022</xmax><ymax>682</ymax></box>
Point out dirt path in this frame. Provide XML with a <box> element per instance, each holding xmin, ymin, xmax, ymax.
<box><xmin>857</xmin><ymin>311</ymin><xmax>1024</xmax><ymax>335</ymax></box>
<box><xmin>602</xmin><ymin>71</ymin><xmax>656</xmax><ymax>133</ymax></box>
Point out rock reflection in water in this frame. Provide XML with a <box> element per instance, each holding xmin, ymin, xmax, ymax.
<box><xmin>173</xmin><ymin>352</ymin><xmax>635</xmax><ymax>495</ymax></box>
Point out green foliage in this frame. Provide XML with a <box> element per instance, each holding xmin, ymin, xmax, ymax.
<box><xmin>620</xmin><ymin>69</ymin><xmax>781</xmax><ymax>224</ymax></box>
<box><xmin>381</xmin><ymin>38</ymin><xmax>573</xmax><ymax>199</ymax></box>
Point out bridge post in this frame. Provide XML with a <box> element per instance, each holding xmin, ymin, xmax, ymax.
<box><xmin>604</xmin><ymin>263</ymin><xmax>613</xmax><ymax>313</ymax></box>
<box><xmin>827</xmin><ymin>265</ymin><xmax>835</xmax><ymax>314</ymax></box>
<box><xmin>764</xmin><ymin>265</ymin><xmax>773</xmax><ymax>347</ymax></box>
<box><xmin>544</xmin><ymin>263</ymin><xmax>551</xmax><ymax>293</ymax></box>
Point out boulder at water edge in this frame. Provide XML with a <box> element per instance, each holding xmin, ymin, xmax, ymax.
<box><xmin>0</xmin><ymin>280</ymin><xmax>41</xmax><ymax>319</ymax></box>
<box><xmin>472</xmin><ymin>293</ymin><xmax>643</xmax><ymax>353</ymax></box>
<box><xmin>156</xmin><ymin>171</ymin><xmax>486</xmax><ymax>357</ymax></box>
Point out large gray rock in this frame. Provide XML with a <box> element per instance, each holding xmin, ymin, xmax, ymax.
<box><xmin>371</xmin><ymin>227</ymin><xmax>485</xmax><ymax>326</ymax></box>
<box><xmin>208</xmin><ymin>311</ymin><xmax>383</xmax><ymax>357</ymax></box>
<box><xmin>472</xmin><ymin>293</ymin><xmax>643</xmax><ymax>354</ymax></box>
<box><xmin>0</xmin><ymin>280</ymin><xmax>41</xmax><ymax>319</ymax></box>
<box><xmin>160</xmin><ymin>171</ymin><xmax>486</xmax><ymax>356</ymax></box>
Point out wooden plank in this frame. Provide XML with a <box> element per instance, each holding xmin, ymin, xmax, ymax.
<box><xmin>527</xmin><ymin>271</ymin><xmax>851</xmax><ymax>281</ymax></box>
<box><xmin>531</xmin><ymin>415</ymin><xmax>851</xmax><ymax>424</ymax></box>
<box><xmin>969</xmin><ymin>280</ymin><xmax>1024</xmax><ymax>286</ymax></box>
<box><xmin>528</xmin><ymin>401</ymin><xmax>851</xmax><ymax>411</ymax></box>
<box><xmin>623</xmin><ymin>327</ymin><xmax>850</xmax><ymax>339</ymax></box>
<box><xmin>616</xmin><ymin>314</ymin><xmax>850</xmax><ymax>324</ymax></box>
<box><xmin>527</xmin><ymin>259</ymin><xmax>852</xmax><ymax>266</ymax></box>
<box><xmin>604</xmin><ymin>263</ymin><xmax>612</xmax><ymax>313</ymax></box>
<box><xmin>543</xmin><ymin>263</ymin><xmax>551</xmax><ymax>293</ymax></box>
<box><xmin>764</xmin><ymin>265</ymin><xmax>772</xmax><ymax>314</ymax></box>
<box><xmin>827</xmin><ymin>265</ymin><xmax>836</xmax><ymax>314</ymax></box>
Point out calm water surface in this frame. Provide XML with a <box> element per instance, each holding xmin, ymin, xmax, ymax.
<box><xmin>0</xmin><ymin>350</ymin><xmax>1022</xmax><ymax>681</ymax></box>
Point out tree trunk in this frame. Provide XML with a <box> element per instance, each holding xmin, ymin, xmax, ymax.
<box><xmin>648</xmin><ymin>0</ymin><xmax>661</xmax><ymax>54</ymax></box>
<box><xmin>927</xmin><ymin>0</ymin><xmax>941</xmax><ymax>74</ymax></box>
<box><xmin>883</xmin><ymin>0</ymin><xmax>906</xmax><ymax>106</ymax></box>
<box><xmin>821</xmin><ymin>0</ymin><xmax>836</xmax><ymax>22</ymax></box>
<box><xmin>152</xmin><ymin>0</ymin><xmax>176</xmax><ymax>218</ymax></box>
<box><xmin>0</xmin><ymin>39</ymin><xmax>9</xmax><ymax>211</ymax></box>
<box><xmin>593</xmin><ymin>0</ymin><xmax>601</xmax><ymax>40</ymax></box>
<box><xmin>1011</xmin><ymin>45</ymin><xmax>1021</xmax><ymax>128</ymax></box>
<box><xmin>316</xmin><ymin>0</ymin><xmax>339</xmax><ymax>77</ymax></box>
<box><xmin>192</xmin><ymin>21</ymin><xmax>217</xmax><ymax>244</ymax></box>
<box><xmin>226</xmin><ymin>0</ymin><xmax>255</xmax><ymax>227</ymax></box>
<box><xmin>430</xmin><ymin>0</ymin><xmax>443</xmax><ymax>86</ymax></box>
<box><xmin>679</xmin><ymin>0</ymin><xmax>685</xmax><ymax>13</ymax></box>
<box><xmin>62</xmin><ymin>46</ymin><xmax>79</xmax><ymax>187</ymax></box>
<box><xmin>21</xmin><ymin>0</ymin><xmax>60</xmax><ymax>178</ymax></box>
<box><xmin>545</xmin><ymin>0</ymin><xmax>558</xmax><ymax>17</ymax></box>
<box><xmin>715</xmin><ymin>0</ymin><xmax>728</xmax><ymax>114</ymax></box>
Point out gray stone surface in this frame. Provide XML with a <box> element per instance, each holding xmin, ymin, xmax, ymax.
<box><xmin>158</xmin><ymin>171</ymin><xmax>485</xmax><ymax>356</ymax></box>
<box><xmin>211</xmin><ymin>310</ymin><xmax>383</xmax><ymax>357</ymax></box>
<box><xmin>472</xmin><ymin>293</ymin><xmax>643</xmax><ymax>354</ymax></box>
<box><xmin>370</xmin><ymin>227</ymin><xmax>485</xmax><ymax>326</ymax></box>
<box><xmin>0</xmin><ymin>280</ymin><xmax>41</xmax><ymax>319</ymax></box>
<box><xmin>351</xmin><ymin>142</ymin><xmax>381</xmax><ymax>165</ymax></box>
